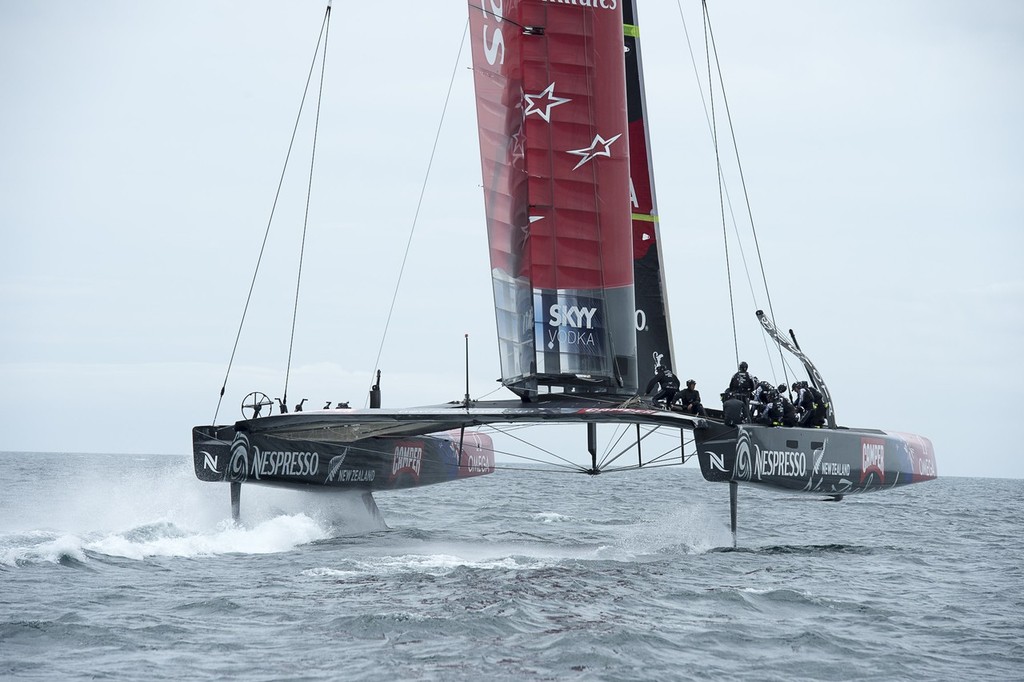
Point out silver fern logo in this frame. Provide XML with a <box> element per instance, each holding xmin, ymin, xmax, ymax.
<box><xmin>325</xmin><ymin>449</ymin><xmax>350</xmax><ymax>483</ymax></box>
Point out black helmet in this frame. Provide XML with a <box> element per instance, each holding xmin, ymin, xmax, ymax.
<box><xmin>777</xmin><ymin>384</ymin><xmax>787</xmax><ymax>393</ymax></box>
<box><xmin>791</xmin><ymin>382</ymin><xmax>800</xmax><ymax>391</ymax></box>
<box><xmin>686</xmin><ymin>379</ymin><xmax>696</xmax><ymax>386</ymax></box>
<box><xmin>739</xmin><ymin>361</ymin><xmax>748</xmax><ymax>372</ymax></box>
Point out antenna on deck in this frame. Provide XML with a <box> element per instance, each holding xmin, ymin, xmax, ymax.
<box><xmin>369</xmin><ymin>370</ymin><xmax>381</xmax><ymax>409</ymax></box>
<box><xmin>463</xmin><ymin>334</ymin><xmax>471</xmax><ymax>407</ymax></box>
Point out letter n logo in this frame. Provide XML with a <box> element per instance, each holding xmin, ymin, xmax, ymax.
<box><xmin>708</xmin><ymin>452</ymin><xmax>726</xmax><ymax>472</ymax></box>
<box><xmin>202</xmin><ymin>452</ymin><xmax>219</xmax><ymax>473</ymax></box>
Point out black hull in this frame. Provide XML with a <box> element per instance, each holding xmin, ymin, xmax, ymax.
<box><xmin>192</xmin><ymin>425</ymin><xmax>495</xmax><ymax>493</ymax></box>
<box><xmin>695</xmin><ymin>423</ymin><xmax>937</xmax><ymax>495</ymax></box>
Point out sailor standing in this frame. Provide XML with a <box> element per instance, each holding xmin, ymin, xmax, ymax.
<box><xmin>726</xmin><ymin>361</ymin><xmax>756</xmax><ymax>401</ymax></box>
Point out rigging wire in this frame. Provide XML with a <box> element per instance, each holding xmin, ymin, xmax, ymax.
<box><xmin>283</xmin><ymin>4</ymin><xmax>332</xmax><ymax>407</ymax></box>
<box><xmin>211</xmin><ymin>7</ymin><xmax>332</xmax><ymax>425</ymax></box>
<box><xmin>677</xmin><ymin>1</ymin><xmax>765</xmax><ymax>319</ymax></box>
<box><xmin>702</xmin><ymin>5</ymin><xmax>790</xmax><ymax>388</ymax></box>
<box><xmin>598</xmin><ymin>424</ymin><xmax>664</xmax><ymax>470</ymax></box>
<box><xmin>486</xmin><ymin>423</ymin><xmax>589</xmax><ymax>471</ymax></box>
<box><xmin>367</xmin><ymin>18</ymin><xmax>471</xmax><ymax>403</ymax></box>
<box><xmin>701</xmin><ymin>2</ymin><xmax>739</xmax><ymax>366</ymax></box>
<box><xmin>678</xmin><ymin>0</ymin><xmax>789</xmax><ymax>386</ymax></box>
<box><xmin>677</xmin><ymin>0</ymin><xmax>776</xmax><ymax>381</ymax></box>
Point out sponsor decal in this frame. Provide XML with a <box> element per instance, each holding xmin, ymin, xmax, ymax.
<box><xmin>900</xmin><ymin>432</ymin><xmax>936</xmax><ymax>479</ymax></box>
<box><xmin>479</xmin><ymin>0</ymin><xmax>506</xmax><ymax>66</ymax></box>
<box><xmin>753</xmin><ymin>444</ymin><xmax>807</xmax><ymax>479</ymax></box>
<box><xmin>567</xmin><ymin>132</ymin><xmax>623</xmax><ymax>171</ymax></box>
<box><xmin>325</xmin><ymin>450</ymin><xmax>349</xmax><ymax>482</ymax></box>
<box><xmin>250</xmin><ymin>448</ymin><xmax>319</xmax><ymax>480</ymax></box>
<box><xmin>391</xmin><ymin>442</ymin><xmax>424</xmax><ymax>482</ymax></box>
<box><xmin>201</xmin><ymin>451</ymin><xmax>219</xmax><ymax>473</ymax></box>
<box><xmin>546</xmin><ymin>328</ymin><xmax>598</xmax><ymax>351</ymax></box>
<box><xmin>706</xmin><ymin>451</ymin><xmax>727</xmax><ymax>473</ymax></box>
<box><xmin>635</xmin><ymin>309</ymin><xmax>648</xmax><ymax>331</ymax></box>
<box><xmin>819</xmin><ymin>461</ymin><xmax>851</xmax><ymax>477</ymax></box>
<box><xmin>455</xmin><ymin>432</ymin><xmax>495</xmax><ymax>476</ymax></box>
<box><xmin>735</xmin><ymin>431</ymin><xmax>754</xmax><ymax>481</ymax></box>
<box><xmin>546</xmin><ymin>303</ymin><xmax>601</xmax><ymax>353</ymax></box>
<box><xmin>803</xmin><ymin>440</ymin><xmax>850</xmax><ymax>493</ymax></box>
<box><xmin>326</xmin><ymin>468</ymin><xmax>376</xmax><ymax>483</ymax></box>
<box><xmin>464</xmin><ymin>452</ymin><xmax>492</xmax><ymax>474</ymax></box>
<box><xmin>861</xmin><ymin>437</ymin><xmax>886</xmax><ymax>484</ymax></box>
<box><xmin>510</xmin><ymin>126</ymin><xmax>525</xmax><ymax>169</ymax></box>
<box><xmin>228</xmin><ymin>435</ymin><xmax>250</xmax><ymax>483</ymax></box>
<box><xmin>225</xmin><ymin>433</ymin><xmax>321</xmax><ymax>482</ymax></box>
<box><xmin>524</xmin><ymin>83</ymin><xmax>571</xmax><ymax>122</ymax></box>
<box><xmin>540</xmin><ymin>0</ymin><xmax>620</xmax><ymax>11</ymax></box>
<box><xmin>549</xmin><ymin>304</ymin><xmax>597</xmax><ymax>328</ymax></box>
<box><xmin>325</xmin><ymin>447</ymin><xmax>375</xmax><ymax>484</ymax></box>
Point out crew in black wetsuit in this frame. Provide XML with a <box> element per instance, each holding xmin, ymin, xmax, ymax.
<box><xmin>677</xmin><ymin>379</ymin><xmax>706</xmax><ymax>416</ymax></box>
<box><xmin>645</xmin><ymin>365</ymin><xmax>680</xmax><ymax>407</ymax></box>
<box><xmin>793</xmin><ymin>381</ymin><xmax>827</xmax><ymax>427</ymax></box>
<box><xmin>793</xmin><ymin>382</ymin><xmax>811</xmax><ymax>426</ymax></box>
<box><xmin>750</xmin><ymin>380</ymin><xmax>774</xmax><ymax>421</ymax></box>
<box><xmin>721</xmin><ymin>361</ymin><xmax>755</xmax><ymax>425</ymax></box>
<box><xmin>778</xmin><ymin>384</ymin><xmax>798</xmax><ymax>427</ymax></box>
<box><xmin>751</xmin><ymin>380</ymin><xmax>773</xmax><ymax>405</ymax></box>
<box><xmin>726</xmin><ymin>361</ymin><xmax>756</xmax><ymax>401</ymax></box>
<box><xmin>753</xmin><ymin>386</ymin><xmax>784</xmax><ymax>426</ymax></box>
<box><xmin>721</xmin><ymin>395</ymin><xmax>746</xmax><ymax>426</ymax></box>
<box><xmin>806</xmin><ymin>383</ymin><xmax>828</xmax><ymax>427</ymax></box>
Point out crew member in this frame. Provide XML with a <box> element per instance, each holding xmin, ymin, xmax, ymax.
<box><xmin>750</xmin><ymin>380</ymin><xmax>774</xmax><ymax>421</ymax></box>
<box><xmin>793</xmin><ymin>381</ymin><xmax>827</xmax><ymax>427</ymax></box>
<box><xmin>677</xmin><ymin>379</ymin><xmax>706</xmax><ymax>416</ymax></box>
<box><xmin>778</xmin><ymin>384</ymin><xmax>798</xmax><ymax>427</ymax></box>
<box><xmin>806</xmin><ymin>383</ymin><xmax>828</xmax><ymax>427</ymax></box>
<box><xmin>753</xmin><ymin>386</ymin><xmax>783</xmax><ymax>426</ymax></box>
<box><xmin>726</xmin><ymin>361</ymin><xmax>756</xmax><ymax>401</ymax></box>
<box><xmin>645</xmin><ymin>365</ymin><xmax>680</xmax><ymax>407</ymax></box>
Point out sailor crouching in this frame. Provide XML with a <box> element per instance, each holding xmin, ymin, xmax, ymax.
<box><xmin>645</xmin><ymin>365</ymin><xmax>681</xmax><ymax>408</ymax></box>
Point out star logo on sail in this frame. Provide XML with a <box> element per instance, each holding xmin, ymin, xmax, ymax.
<box><xmin>567</xmin><ymin>132</ymin><xmax>623</xmax><ymax>171</ymax></box>
<box><xmin>509</xmin><ymin>126</ymin><xmax>526</xmax><ymax>168</ymax></box>
<box><xmin>523</xmin><ymin>83</ymin><xmax>571</xmax><ymax>122</ymax></box>
<box><xmin>522</xmin><ymin>215</ymin><xmax>544</xmax><ymax>235</ymax></box>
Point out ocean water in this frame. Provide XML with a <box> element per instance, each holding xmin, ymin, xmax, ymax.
<box><xmin>1</xmin><ymin>452</ymin><xmax>1021</xmax><ymax>681</ymax></box>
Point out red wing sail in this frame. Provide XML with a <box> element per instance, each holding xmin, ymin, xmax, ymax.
<box><xmin>623</xmin><ymin>0</ymin><xmax>674</xmax><ymax>382</ymax></box>
<box><xmin>469</xmin><ymin>0</ymin><xmax>637</xmax><ymax>397</ymax></box>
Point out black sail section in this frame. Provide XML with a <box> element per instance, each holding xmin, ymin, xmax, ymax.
<box><xmin>622</xmin><ymin>0</ymin><xmax>674</xmax><ymax>383</ymax></box>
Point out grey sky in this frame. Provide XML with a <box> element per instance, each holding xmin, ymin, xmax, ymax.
<box><xmin>1</xmin><ymin>1</ymin><xmax>1021</xmax><ymax>478</ymax></box>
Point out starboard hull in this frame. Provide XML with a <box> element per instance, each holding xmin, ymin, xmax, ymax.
<box><xmin>695</xmin><ymin>423</ymin><xmax>937</xmax><ymax>495</ymax></box>
<box><xmin>192</xmin><ymin>425</ymin><xmax>495</xmax><ymax>493</ymax></box>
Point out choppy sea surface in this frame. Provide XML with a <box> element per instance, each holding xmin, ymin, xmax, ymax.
<box><xmin>1</xmin><ymin>452</ymin><xmax>1021</xmax><ymax>681</ymax></box>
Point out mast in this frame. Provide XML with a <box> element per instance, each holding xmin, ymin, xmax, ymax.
<box><xmin>468</xmin><ymin>0</ymin><xmax>637</xmax><ymax>399</ymax></box>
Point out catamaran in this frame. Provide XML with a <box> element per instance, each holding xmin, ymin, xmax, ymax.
<box><xmin>192</xmin><ymin>0</ymin><xmax>937</xmax><ymax>539</ymax></box>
